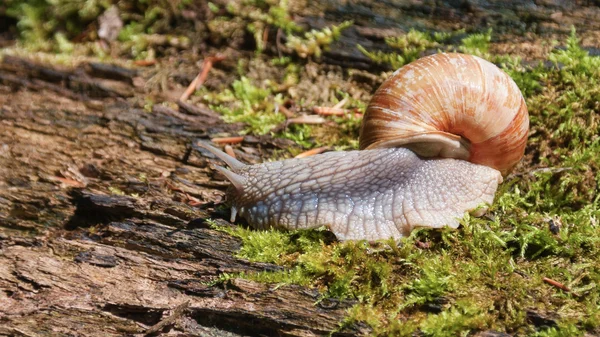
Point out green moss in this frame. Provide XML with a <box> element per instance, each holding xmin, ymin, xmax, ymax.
<box><xmin>7</xmin><ymin>0</ymin><xmax>55</xmax><ymax>50</ymax></box>
<box><xmin>211</xmin><ymin>0</ymin><xmax>300</xmax><ymax>53</ymax></box>
<box><xmin>420</xmin><ymin>301</ymin><xmax>493</xmax><ymax>337</ymax></box>
<box><xmin>108</xmin><ymin>186</ymin><xmax>125</xmax><ymax>196</ymax></box>
<box><xmin>459</xmin><ymin>28</ymin><xmax>492</xmax><ymax>55</ymax></box>
<box><xmin>7</xmin><ymin>0</ymin><xmax>190</xmax><ymax>56</ymax></box>
<box><xmin>400</xmin><ymin>257</ymin><xmax>454</xmax><ymax>309</ymax></box>
<box><xmin>277</xmin><ymin>124</ymin><xmax>315</xmax><ymax>149</ymax></box>
<box><xmin>531</xmin><ymin>323</ymin><xmax>584</xmax><ymax>337</ymax></box>
<box><xmin>225</xmin><ymin>0</ymin><xmax>300</xmax><ymax>34</ymax></box>
<box><xmin>286</xmin><ymin>20</ymin><xmax>353</xmax><ymax>58</ymax></box>
<box><xmin>202</xmin><ymin>76</ymin><xmax>286</xmax><ymax>135</ymax></box>
<box><xmin>211</xmin><ymin>1</ymin><xmax>346</xmax><ymax>57</ymax></box>
<box><xmin>54</xmin><ymin>32</ymin><xmax>74</xmax><ymax>53</ymax></box>
<box><xmin>358</xmin><ymin>28</ymin><xmax>494</xmax><ymax>69</ymax></box>
<box><xmin>358</xmin><ymin>28</ymin><xmax>462</xmax><ymax>69</ymax></box>
<box><xmin>214</xmin><ymin>223</ymin><xmax>327</xmax><ymax>264</ymax></box>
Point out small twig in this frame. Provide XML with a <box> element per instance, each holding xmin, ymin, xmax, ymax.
<box><xmin>145</xmin><ymin>300</ymin><xmax>190</xmax><ymax>335</ymax></box>
<box><xmin>287</xmin><ymin>115</ymin><xmax>327</xmax><ymax>125</ymax></box>
<box><xmin>195</xmin><ymin>55</ymin><xmax>226</xmax><ymax>91</ymax></box>
<box><xmin>50</xmin><ymin>176</ymin><xmax>86</xmax><ymax>188</ymax></box>
<box><xmin>277</xmin><ymin>104</ymin><xmax>295</xmax><ymax>118</ymax></box>
<box><xmin>180</xmin><ymin>54</ymin><xmax>226</xmax><ymax>101</ymax></box>
<box><xmin>313</xmin><ymin>106</ymin><xmax>349</xmax><ymax>116</ymax></box>
<box><xmin>224</xmin><ymin>145</ymin><xmax>237</xmax><ymax>158</ymax></box>
<box><xmin>543</xmin><ymin>277</ymin><xmax>571</xmax><ymax>293</ymax></box>
<box><xmin>313</xmin><ymin>98</ymin><xmax>364</xmax><ymax>118</ymax></box>
<box><xmin>528</xmin><ymin>167</ymin><xmax>572</xmax><ymax>176</ymax></box>
<box><xmin>196</xmin><ymin>55</ymin><xmax>226</xmax><ymax>90</ymax></box>
<box><xmin>295</xmin><ymin>146</ymin><xmax>331</xmax><ymax>158</ymax></box>
<box><xmin>182</xmin><ymin>192</ymin><xmax>202</xmax><ymax>206</ymax></box>
<box><xmin>211</xmin><ymin>136</ymin><xmax>245</xmax><ymax>144</ymax></box>
<box><xmin>332</xmin><ymin>97</ymin><xmax>348</xmax><ymax>109</ymax></box>
<box><xmin>313</xmin><ymin>98</ymin><xmax>350</xmax><ymax>116</ymax></box>
<box><xmin>509</xmin><ymin>166</ymin><xmax>573</xmax><ymax>179</ymax></box>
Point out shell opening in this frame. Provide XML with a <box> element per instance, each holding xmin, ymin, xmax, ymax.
<box><xmin>363</xmin><ymin>131</ymin><xmax>471</xmax><ymax>161</ymax></box>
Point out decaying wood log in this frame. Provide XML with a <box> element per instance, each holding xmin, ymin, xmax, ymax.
<box><xmin>0</xmin><ymin>54</ymin><xmax>365</xmax><ymax>335</ymax></box>
<box><xmin>0</xmin><ymin>56</ymin><xmax>135</xmax><ymax>98</ymax></box>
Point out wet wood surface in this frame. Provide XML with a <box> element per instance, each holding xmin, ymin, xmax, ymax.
<box><xmin>0</xmin><ymin>56</ymin><xmax>364</xmax><ymax>336</ymax></box>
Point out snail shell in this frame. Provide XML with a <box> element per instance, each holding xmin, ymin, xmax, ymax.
<box><xmin>200</xmin><ymin>53</ymin><xmax>529</xmax><ymax>241</ymax></box>
<box><xmin>360</xmin><ymin>53</ymin><xmax>528</xmax><ymax>175</ymax></box>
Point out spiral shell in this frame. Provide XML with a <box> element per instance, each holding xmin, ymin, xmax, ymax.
<box><xmin>359</xmin><ymin>53</ymin><xmax>529</xmax><ymax>175</ymax></box>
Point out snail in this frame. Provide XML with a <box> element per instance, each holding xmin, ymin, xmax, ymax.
<box><xmin>199</xmin><ymin>53</ymin><xmax>529</xmax><ymax>241</ymax></box>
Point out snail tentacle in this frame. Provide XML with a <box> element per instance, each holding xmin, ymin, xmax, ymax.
<box><xmin>197</xmin><ymin>141</ymin><xmax>247</xmax><ymax>172</ymax></box>
<box><xmin>213</xmin><ymin>165</ymin><xmax>246</xmax><ymax>192</ymax></box>
<box><xmin>196</xmin><ymin>142</ymin><xmax>247</xmax><ymax>221</ymax></box>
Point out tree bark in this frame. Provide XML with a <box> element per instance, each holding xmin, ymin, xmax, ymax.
<box><xmin>0</xmin><ymin>57</ymin><xmax>365</xmax><ymax>336</ymax></box>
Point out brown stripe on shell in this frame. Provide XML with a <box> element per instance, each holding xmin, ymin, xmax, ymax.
<box><xmin>359</xmin><ymin>53</ymin><xmax>528</xmax><ymax>175</ymax></box>
<box><xmin>469</xmin><ymin>100</ymin><xmax>529</xmax><ymax>175</ymax></box>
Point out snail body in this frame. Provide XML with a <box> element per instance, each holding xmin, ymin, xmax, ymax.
<box><xmin>201</xmin><ymin>53</ymin><xmax>529</xmax><ymax>241</ymax></box>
